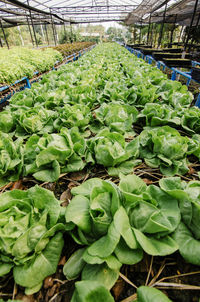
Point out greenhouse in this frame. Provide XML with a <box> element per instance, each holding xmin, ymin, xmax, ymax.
<box><xmin>0</xmin><ymin>0</ymin><xmax>200</xmax><ymax>301</ymax></box>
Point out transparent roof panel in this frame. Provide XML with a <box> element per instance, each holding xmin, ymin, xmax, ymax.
<box><xmin>0</xmin><ymin>0</ymin><xmax>197</xmax><ymax>26</ymax></box>
<box><xmin>0</xmin><ymin>0</ymin><xmax>143</xmax><ymax>25</ymax></box>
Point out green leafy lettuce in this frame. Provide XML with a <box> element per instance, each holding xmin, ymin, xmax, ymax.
<box><xmin>0</xmin><ymin>132</ymin><xmax>23</xmax><ymax>186</ymax></box>
<box><xmin>91</xmin><ymin>103</ymin><xmax>138</xmax><ymax>135</ymax></box>
<box><xmin>88</xmin><ymin>129</ymin><xmax>140</xmax><ymax>175</ymax></box>
<box><xmin>63</xmin><ymin>174</ymin><xmax>181</xmax><ymax>289</ymax></box>
<box><xmin>181</xmin><ymin>106</ymin><xmax>200</xmax><ymax>134</ymax></box>
<box><xmin>24</xmin><ymin>127</ymin><xmax>86</xmax><ymax>182</ymax></box>
<box><xmin>137</xmin><ymin>103</ymin><xmax>180</xmax><ymax>127</ymax></box>
<box><xmin>0</xmin><ymin>185</ymin><xmax>65</xmax><ymax>294</ymax></box>
<box><xmin>138</xmin><ymin>126</ymin><xmax>196</xmax><ymax>176</ymax></box>
<box><xmin>64</xmin><ymin>177</ymin><xmax>143</xmax><ymax>289</ymax></box>
<box><xmin>160</xmin><ymin>177</ymin><xmax>200</xmax><ymax>265</ymax></box>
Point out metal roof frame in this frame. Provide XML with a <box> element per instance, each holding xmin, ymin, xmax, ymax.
<box><xmin>0</xmin><ymin>0</ymin><xmax>143</xmax><ymax>26</ymax></box>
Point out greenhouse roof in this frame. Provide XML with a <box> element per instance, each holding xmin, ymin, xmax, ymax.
<box><xmin>0</xmin><ymin>0</ymin><xmax>199</xmax><ymax>27</ymax></box>
<box><xmin>125</xmin><ymin>0</ymin><xmax>200</xmax><ymax>26</ymax></box>
<box><xmin>0</xmin><ymin>0</ymin><xmax>143</xmax><ymax>27</ymax></box>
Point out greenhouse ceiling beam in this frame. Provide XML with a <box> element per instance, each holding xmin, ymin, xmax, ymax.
<box><xmin>58</xmin><ymin>11</ymin><xmax>131</xmax><ymax>15</ymax></box>
<box><xmin>150</xmin><ymin>0</ymin><xmax>169</xmax><ymax>14</ymax></box>
<box><xmin>1</xmin><ymin>21</ymin><xmax>55</xmax><ymax>27</ymax></box>
<box><xmin>52</xmin><ymin>5</ymin><xmax>137</xmax><ymax>11</ymax></box>
<box><xmin>0</xmin><ymin>6</ymin><xmax>27</xmax><ymax>16</ymax></box>
<box><xmin>1</xmin><ymin>0</ymin><xmax>70</xmax><ymax>23</ymax></box>
<box><xmin>70</xmin><ymin>18</ymin><xmax>124</xmax><ymax>23</ymax></box>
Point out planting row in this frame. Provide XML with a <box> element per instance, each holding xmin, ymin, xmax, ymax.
<box><xmin>0</xmin><ymin>43</ymin><xmax>199</xmax><ymax>185</ymax></box>
<box><xmin>0</xmin><ymin>42</ymin><xmax>93</xmax><ymax>86</ymax></box>
<box><xmin>52</xmin><ymin>41</ymin><xmax>95</xmax><ymax>56</ymax></box>
<box><xmin>0</xmin><ymin>43</ymin><xmax>200</xmax><ymax>301</ymax></box>
<box><xmin>0</xmin><ymin>47</ymin><xmax>62</xmax><ymax>85</ymax></box>
<box><xmin>0</xmin><ymin>174</ymin><xmax>199</xmax><ymax>301</ymax></box>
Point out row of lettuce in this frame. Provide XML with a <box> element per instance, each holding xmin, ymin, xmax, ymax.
<box><xmin>0</xmin><ymin>43</ymin><xmax>199</xmax><ymax>301</ymax></box>
<box><xmin>0</xmin><ymin>42</ymin><xmax>93</xmax><ymax>85</ymax></box>
<box><xmin>0</xmin><ymin>43</ymin><xmax>199</xmax><ymax>185</ymax></box>
<box><xmin>0</xmin><ymin>173</ymin><xmax>198</xmax><ymax>301</ymax></box>
<box><xmin>52</xmin><ymin>41</ymin><xmax>94</xmax><ymax>56</ymax></box>
<box><xmin>0</xmin><ymin>48</ymin><xmax>62</xmax><ymax>85</ymax></box>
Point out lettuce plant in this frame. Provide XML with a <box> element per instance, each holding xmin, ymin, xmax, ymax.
<box><xmin>24</xmin><ymin>127</ymin><xmax>86</xmax><ymax>182</ymax></box>
<box><xmin>88</xmin><ymin>129</ymin><xmax>140</xmax><ymax>175</ymax></box>
<box><xmin>160</xmin><ymin>177</ymin><xmax>200</xmax><ymax>265</ymax></box>
<box><xmin>136</xmin><ymin>286</ymin><xmax>172</xmax><ymax>302</ymax></box>
<box><xmin>71</xmin><ymin>281</ymin><xmax>115</xmax><ymax>302</ymax></box>
<box><xmin>0</xmin><ymin>185</ymin><xmax>65</xmax><ymax>294</ymax></box>
<box><xmin>138</xmin><ymin>126</ymin><xmax>197</xmax><ymax>176</ymax></box>
<box><xmin>0</xmin><ymin>111</ymin><xmax>14</xmax><ymax>133</ymax></box>
<box><xmin>91</xmin><ymin>103</ymin><xmax>138</xmax><ymax>135</ymax></box>
<box><xmin>181</xmin><ymin>106</ymin><xmax>200</xmax><ymax>134</ymax></box>
<box><xmin>0</xmin><ymin>132</ymin><xmax>23</xmax><ymax>186</ymax></box>
<box><xmin>119</xmin><ymin>174</ymin><xmax>180</xmax><ymax>256</ymax></box>
<box><xmin>64</xmin><ymin>177</ymin><xmax>143</xmax><ymax>289</ymax></box>
<box><xmin>54</xmin><ymin>103</ymin><xmax>92</xmax><ymax>132</ymax></box>
<box><xmin>157</xmin><ymin>80</ymin><xmax>193</xmax><ymax>108</ymax></box>
<box><xmin>63</xmin><ymin>174</ymin><xmax>180</xmax><ymax>289</ymax></box>
<box><xmin>137</xmin><ymin>103</ymin><xmax>180</xmax><ymax>127</ymax></box>
<box><xmin>12</xmin><ymin>106</ymin><xmax>58</xmax><ymax>136</ymax></box>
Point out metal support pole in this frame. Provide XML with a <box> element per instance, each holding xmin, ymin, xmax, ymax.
<box><xmin>70</xmin><ymin>22</ymin><xmax>73</xmax><ymax>42</ymax></box>
<box><xmin>158</xmin><ymin>3</ymin><xmax>167</xmax><ymax>48</ymax></box>
<box><xmin>147</xmin><ymin>14</ymin><xmax>151</xmax><ymax>45</ymax></box>
<box><xmin>40</xmin><ymin>24</ymin><xmax>45</xmax><ymax>43</ymax></box>
<box><xmin>0</xmin><ymin>20</ymin><xmax>9</xmax><ymax>49</ymax></box>
<box><xmin>133</xmin><ymin>26</ymin><xmax>136</xmax><ymax>44</ymax></box>
<box><xmin>196</xmin><ymin>12</ymin><xmax>200</xmax><ymax>26</ymax></box>
<box><xmin>17</xmin><ymin>25</ymin><xmax>24</xmax><ymax>46</ymax></box>
<box><xmin>50</xmin><ymin>9</ymin><xmax>56</xmax><ymax>46</ymax></box>
<box><xmin>150</xmin><ymin>22</ymin><xmax>154</xmax><ymax>47</ymax></box>
<box><xmin>63</xmin><ymin>15</ymin><xmax>66</xmax><ymax>36</ymax></box>
<box><xmin>54</xmin><ymin>22</ymin><xmax>58</xmax><ymax>44</ymax></box>
<box><xmin>0</xmin><ymin>35</ymin><xmax>3</xmax><ymax>48</ymax></box>
<box><xmin>139</xmin><ymin>22</ymin><xmax>142</xmax><ymax>44</ymax></box>
<box><xmin>170</xmin><ymin>14</ymin><xmax>177</xmax><ymax>46</ymax></box>
<box><xmin>27</xmin><ymin>0</ymin><xmax>38</xmax><ymax>47</ymax></box>
<box><xmin>26</xmin><ymin>16</ymin><xmax>34</xmax><ymax>46</ymax></box>
<box><xmin>184</xmin><ymin>0</ymin><xmax>199</xmax><ymax>50</ymax></box>
<box><xmin>151</xmin><ymin>23</ymin><xmax>154</xmax><ymax>47</ymax></box>
<box><xmin>44</xmin><ymin>24</ymin><xmax>49</xmax><ymax>45</ymax></box>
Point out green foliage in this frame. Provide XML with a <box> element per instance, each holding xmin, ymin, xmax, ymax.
<box><xmin>0</xmin><ymin>41</ymin><xmax>200</xmax><ymax>301</ymax></box>
<box><xmin>59</xmin><ymin>29</ymin><xmax>81</xmax><ymax>44</ymax></box>
<box><xmin>0</xmin><ymin>185</ymin><xmax>65</xmax><ymax>293</ymax></box>
<box><xmin>0</xmin><ymin>132</ymin><xmax>23</xmax><ymax>186</ymax></box>
<box><xmin>0</xmin><ymin>47</ymin><xmax>62</xmax><ymax>84</ymax></box>
<box><xmin>88</xmin><ymin>129</ymin><xmax>139</xmax><ymax>168</ymax></box>
<box><xmin>24</xmin><ymin>127</ymin><xmax>86</xmax><ymax>182</ymax></box>
<box><xmin>71</xmin><ymin>281</ymin><xmax>115</xmax><ymax>302</ymax></box>
<box><xmin>63</xmin><ymin>174</ymin><xmax>182</xmax><ymax>289</ymax></box>
<box><xmin>137</xmin><ymin>286</ymin><xmax>172</xmax><ymax>302</ymax></box>
<box><xmin>138</xmin><ymin>126</ymin><xmax>198</xmax><ymax>176</ymax></box>
<box><xmin>64</xmin><ymin>173</ymin><xmax>200</xmax><ymax>297</ymax></box>
<box><xmin>91</xmin><ymin>102</ymin><xmax>138</xmax><ymax>135</ymax></box>
<box><xmin>137</xmin><ymin>103</ymin><xmax>180</xmax><ymax>127</ymax></box>
<box><xmin>0</xmin><ymin>43</ymin><xmax>198</xmax><ymax>184</ymax></box>
<box><xmin>160</xmin><ymin>177</ymin><xmax>200</xmax><ymax>265</ymax></box>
